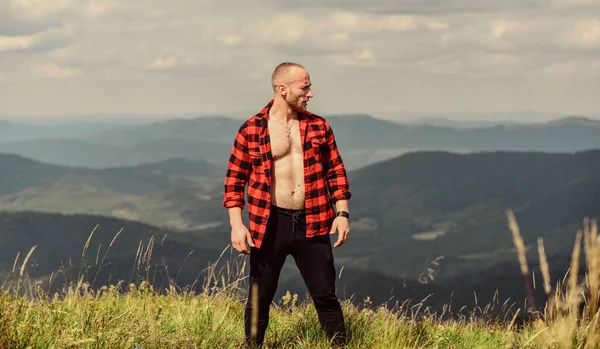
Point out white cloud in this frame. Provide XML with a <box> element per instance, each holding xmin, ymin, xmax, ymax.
<box><xmin>567</xmin><ymin>19</ymin><xmax>600</xmax><ymax>48</ymax></box>
<box><xmin>33</xmin><ymin>63</ymin><xmax>81</xmax><ymax>78</ymax></box>
<box><xmin>84</xmin><ymin>0</ymin><xmax>117</xmax><ymax>18</ymax></box>
<box><xmin>330</xmin><ymin>11</ymin><xmax>450</xmax><ymax>32</ymax></box>
<box><xmin>9</xmin><ymin>0</ymin><xmax>72</xmax><ymax>19</ymax></box>
<box><xmin>328</xmin><ymin>48</ymin><xmax>377</xmax><ymax>67</ymax></box>
<box><xmin>0</xmin><ymin>34</ymin><xmax>35</xmax><ymax>52</ymax></box>
<box><xmin>543</xmin><ymin>61</ymin><xmax>580</xmax><ymax>76</ymax></box>
<box><xmin>489</xmin><ymin>19</ymin><xmax>524</xmax><ymax>38</ymax></box>
<box><xmin>0</xmin><ymin>28</ymin><xmax>69</xmax><ymax>53</ymax></box>
<box><xmin>0</xmin><ymin>0</ymin><xmax>598</xmax><ymax>115</ymax></box>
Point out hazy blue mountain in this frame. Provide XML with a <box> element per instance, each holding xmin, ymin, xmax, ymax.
<box><xmin>337</xmin><ymin>150</ymin><xmax>600</xmax><ymax>281</ymax></box>
<box><xmin>375</xmin><ymin>110</ymin><xmax>591</xmax><ymax>124</ymax></box>
<box><xmin>0</xmin><ymin>138</ymin><xmax>230</xmax><ymax>169</ymax></box>
<box><xmin>1</xmin><ymin>114</ymin><xmax>600</xmax><ymax>170</ymax></box>
<box><xmin>83</xmin><ymin>116</ymin><xmax>242</xmax><ymax>147</ymax></box>
<box><xmin>0</xmin><ymin>120</ymin><xmax>117</xmax><ymax>142</ymax></box>
<box><xmin>0</xmin><ymin>153</ymin><xmax>225</xmax><ymax>230</ymax></box>
<box><xmin>404</xmin><ymin>117</ymin><xmax>522</xmax><ymax>128</ymax></box>
<box><xmin>381</xmin><ymin>122</ymin><xmax>600</xmax><ymax>151</ymax></box>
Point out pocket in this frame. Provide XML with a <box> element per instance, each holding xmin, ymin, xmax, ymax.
<box><xmin>248</xmin><ymin>146</ymin><xmax>263</xmax><ymax>172</ymax></box>
<box><xmin>310</xmin><ymin>136</ymin><xmax>326</xmax><ymax>163</ymax></box>
<box><xmin>310</xmin><ymin>133</ymin><xmax>327</xmax><ymax>146</ymax></box>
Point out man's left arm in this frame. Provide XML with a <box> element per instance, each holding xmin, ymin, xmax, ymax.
<box><xmin>321</xmin><ymin>120</ymin><xmax>351</xmax><ymax>248</ymax></box>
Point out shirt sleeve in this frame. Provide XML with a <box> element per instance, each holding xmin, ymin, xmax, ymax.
<box><xmin>222</xmin><ymin>123</ymin><xmax>252</xmax><ymax>209</ymax></box>
<box><xmin>321</xmin><ymin>120</ymin><xmax>352</xmax><ymax>204</ymax></box>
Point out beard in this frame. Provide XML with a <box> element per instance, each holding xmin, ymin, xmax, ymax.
<box><xmin>285</xmin><ymin>92</ymin><xmax>308</xmax><ymax>112</ymax></box>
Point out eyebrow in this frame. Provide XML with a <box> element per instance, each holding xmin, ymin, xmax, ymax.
<box><xmin>290</xmin><ymin>78</ymin><xmax>311</xmax><ymax>86</ymax></box>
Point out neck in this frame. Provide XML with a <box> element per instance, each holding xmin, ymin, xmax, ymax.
<box><xmin>270</xmin><ymin>98</ymin><xmax>297</xmax><ymax>122</ymax></box>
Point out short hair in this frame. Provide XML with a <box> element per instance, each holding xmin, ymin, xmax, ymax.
<box><xmin>271</xmin><ymin>62</ymin><xmax>305</xmax><ymax>91</ymax></box>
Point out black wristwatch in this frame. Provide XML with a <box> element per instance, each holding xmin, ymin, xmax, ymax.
<box><xmin>336</xmin><ymin>211</ymin><xmax>350</xmax><ymax>219</ymax></box>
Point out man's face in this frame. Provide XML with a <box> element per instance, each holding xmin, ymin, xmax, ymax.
<box><xmin>284</xmin><ymin>69</ymin><xmax>313</xmax><ymax>113</ymax></box>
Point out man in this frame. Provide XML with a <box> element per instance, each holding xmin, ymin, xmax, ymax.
<box><xmin>222</xmin><ymin>62</ymin><xmax>351</xmax><ymax>347</ymax></box>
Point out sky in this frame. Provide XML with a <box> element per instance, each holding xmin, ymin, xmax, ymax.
<box><xmin>0</xmin><ymin>0</ymin><xmax>599</xmax><ymax>119</ymax></box>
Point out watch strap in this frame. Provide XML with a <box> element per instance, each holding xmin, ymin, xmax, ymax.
<box><xmin>336</xmin><ymin>210</ymin><xmax>350</xmax><ymax>219</ymax></box>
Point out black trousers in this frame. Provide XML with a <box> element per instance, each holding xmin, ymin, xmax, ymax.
<box><xmin>244</xmin><ymin>205</ymin><xmax>346</xmax><ymax>347</ymax></box>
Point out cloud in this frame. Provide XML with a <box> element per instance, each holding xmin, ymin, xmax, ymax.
<box><xmin>84</xmin><ymin>0</ymin><xmax>117</xmax><ymax>18</ymax></box>
<box><xmin>33</xmin><ymin>63</ymin><xmax>81</xmax><ymax>78</ymax></box>
<box><xmin>0</xmin><ymin>0</ymin><xmax>598</xmax><ymax>115</ymax></box>
<box><xmin>9</xmin><ymin>0</ymin><xmax>73</xmax><ymax>19</ymax></box>
<box><xmin>0</xmin><ymin>35</ymin><xmax>35</xmax><ymax>52</ymax></box>
<box><xmin>0</xmin><ymin>29</ymin><xmax>70</xmax><ymax>53</ymax></box>
<box><xmin>565</xmin><ymin>18</ymin><xmax>600</xmax><ymax>48</ymax></box>
<box><xmin>0</xmin><ymin>12</ymin><xmax>57</xmax><ymax>36</ymax></box>
<box><xmin>262</xmin><ymin>0</ymin><xmax>551</xmax><ymax>15</ymax></box>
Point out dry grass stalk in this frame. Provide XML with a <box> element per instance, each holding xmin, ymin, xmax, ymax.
<box><xmin>14</xmin><ymin>245</ymin><xmax>38</xmax><ymax>297</ymax></box>
<box><xmin>566</xmin><ymin>230</ymin><xmax>583</xmax><ymax>321</ymax></box>
<box><xmin>537</xmin><ymin>237</ymin><xmax>552</xmax><ymax>295</ymax></box>
<box><xmin>583</xmin><ymin>218</ymin><xmax>600</xmax><ymax>321</ymax></box>
<box><xmin>524</xmin><ymin>216</ymin><xmax>600</xmax><ymax>348</ymax></box>
<box><xmin>507</xmin><ymin>209</ymin><xmax>529</xmax><ymax>275</ymax></box>
<box><xmin>81</xmin><ymin>225</ymin><xmax>98</xmax><ymax>261</ymax></box>
<box><xmin>92</xmin><ymin>228</ymin><xmax>123</xmax><ymax>287</ymax></box>
<box><xmin>506</xmin><ymin>209</ymin><xmax>536</xmax><ymax>316</ymax></box>
<box><xmin>251</xmin><ymin>282</ymin><xmax>258</xmax><ymax>342</ymax></box>
<box><xmin>12</xmin><ymin>252</ymin><xmax>20</xmax><ymax>274</ymax></box>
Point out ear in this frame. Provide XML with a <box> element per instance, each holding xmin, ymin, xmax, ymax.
<box><xmin>278</xmin><ymin>84</ymin><xmax>288</xmax><ymax>98</ymax></box>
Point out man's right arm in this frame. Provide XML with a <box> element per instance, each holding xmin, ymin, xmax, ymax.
<box><xmin>222</xmin><ymin>124</ymin><xmax>252</xmax><ymax>210</ymax></box>
<box><xmin>223</xmin><ymin>124</ymin><xmax>255</xmax><ymax>254</ymax></box>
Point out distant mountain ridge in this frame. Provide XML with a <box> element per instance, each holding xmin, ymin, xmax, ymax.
<box><xmin>0</xmin><ymin>153</ymin><xmax>225</xmax><ymax>230</ymax></box>
<box><xmin>0</xmin><ymin>138</ymin><xmax>231</xmax><ymax>169</ymax></box>
<box><xmin>0</xmin><ymin>120</ymin><xmax>119</xmax><ymax>142</ymax></box>
<box><xmin>1</xmin><ymin>149</ymin><xmax>599</xmax><ymax>313</ymax></box>
<box><xmin>83</xmin><ymin>116</ymin><xmax>242</xmax><ymax>147</ymax></box>
<box><xmin>1</xmin><ymin>114</ymin><xmax>599</xmax><ymax>170</ymax></box>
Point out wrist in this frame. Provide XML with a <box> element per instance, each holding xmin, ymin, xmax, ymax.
<box><xmin>336</xmin><ymin>210</ymin><xmax>349</xmax><ymax>219</ymax></box>
<box><xmin>228</xmin><ymin>207</ymin><xmax>243</xmax><ymax>226</ymax></box>
<box><xmin>229</xmin><ymin>217</ymin><xmax>244</xmax><ymax>226</ymax></box>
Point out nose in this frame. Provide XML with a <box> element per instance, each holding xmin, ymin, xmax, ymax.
<box><xmin>307</xmin><ymin>88</ymin><xmax>313</xmax><ymax>98</ymax></box>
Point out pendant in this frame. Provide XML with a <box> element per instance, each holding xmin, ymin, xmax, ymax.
<box><xmin>286</xmin><ymin>128</ymin><xmax>291</xmax><ymax>137</ymax></box>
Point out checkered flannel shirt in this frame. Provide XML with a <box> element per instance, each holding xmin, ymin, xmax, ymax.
<box><xmin>222</xmin><ymin>100</ymin><xmax>352</xmax><ymax>249</ymax></box>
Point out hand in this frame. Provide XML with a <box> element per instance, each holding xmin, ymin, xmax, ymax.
<box><xmin>231</xmin><ymin>222</ymin><xmax>254</xmax><ymax>254</ymax></box>
<box><xmin>329</xmin><ymin>216</ymin><xmax>350</xmax><ymax>248</ymax></box>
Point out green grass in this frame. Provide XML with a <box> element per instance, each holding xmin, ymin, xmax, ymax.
<box><xmin>0</xmin><ymin>282</ymin><xmax>521</xmax><ymax>349</ymax></box>
<box><xmin>0</xmin><ymin>276</ymin><xmax>594</xmax><ymax>349</ymax></box>
<box><xmin>1</xmin><ymin>214</ymin><xmax>600</xmax><ymax>348</ymax></box>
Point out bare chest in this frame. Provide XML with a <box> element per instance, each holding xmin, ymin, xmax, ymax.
<box><xmin>268</xmin><ymin>119</ymin><xmax>302</xmax><ymax>159</ymax></box>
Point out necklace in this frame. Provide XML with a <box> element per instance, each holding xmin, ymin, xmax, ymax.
<box><xmin>271</xmin><ymin>111</ymin><xmax>296</xmax><ymax>137</ymax></box>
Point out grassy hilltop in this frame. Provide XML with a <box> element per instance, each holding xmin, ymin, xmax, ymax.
<box><xmin>1</xmin><ymin>214</ymin><xmax>600</xmax><ymax>348</ymax></box>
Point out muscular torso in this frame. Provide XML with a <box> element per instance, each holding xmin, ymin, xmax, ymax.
<box><xmin>268</xmin><ymin>116</ymin><xmax>305</xmax><ymax>209</ymax></box>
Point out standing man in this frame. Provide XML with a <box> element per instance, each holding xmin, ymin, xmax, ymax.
<box><xmin>222</xmin><ymin>62</ymin><xmax>352</xmax><ymax>347</ymax></box>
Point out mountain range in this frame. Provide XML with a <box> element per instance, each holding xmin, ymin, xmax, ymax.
<box><xmin>1</xmin><ymin>111</ymin><xmax>599</xmax><ymax>314</ymax></box>
<box><xmin>1</xmin><ymin>148</ymin><xmax>599</xmax><ymax>313</ymax></box>
<box><xmin>0</xmin><ymin>154</ymin><xmax>225</xmax><ymax>231</ymax></box>
<box><xmin>2</xmin><ymin>115</ymin><xmax>600</xmax><ymax>170</ymax></box>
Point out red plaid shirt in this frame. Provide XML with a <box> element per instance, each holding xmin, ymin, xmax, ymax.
<box><xmin>222</xmin><ymin>100</ymin><xmax>351</xmax><ymax>249</ymax></box>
